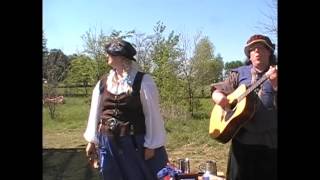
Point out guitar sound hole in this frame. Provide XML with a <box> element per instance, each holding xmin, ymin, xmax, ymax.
<box><xmin>225</xmin><ymin>109</ymin><xmax>235</xmax><ymax>121</ymax></box>
<box><xmin>224</xmin><ymin>100</ymin><xmax>238</xmax><ymax>121</ymax></box>
<box><xmin>229</xmin><ymin>99</ymin><xmax>238</xmax><ymax>109</ymax></box>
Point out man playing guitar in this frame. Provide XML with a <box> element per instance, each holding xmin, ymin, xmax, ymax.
<box><xmin>211</xmin><ymin>34</ymin><xmax>277</xmax><ymax>180</ymax></box>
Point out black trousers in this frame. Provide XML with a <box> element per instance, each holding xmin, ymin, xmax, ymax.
<box><xmin>227</xmin><ymin>139</ymin><xmax>277</xmax><ymax>180</ymax></box>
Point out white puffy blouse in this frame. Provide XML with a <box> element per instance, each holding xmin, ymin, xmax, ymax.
<box><xmin>83</xmin><ymin>69</ymin><xmax>166</xmax><ymax>149</ymax></box>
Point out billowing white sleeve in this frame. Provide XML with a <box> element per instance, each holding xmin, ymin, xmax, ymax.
<box><xmin>140</xmin><ymin>74</ymin><xmax>166</xmax><ymax>149</ymax></box>
<box><xmin>83</xmin><ymin>81</ymin><xmax>101</xmax><ymax>144</ymax></box>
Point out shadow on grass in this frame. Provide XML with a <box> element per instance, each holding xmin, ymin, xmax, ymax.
<box><xmin>43</xmin><ymin>148</ymin><xmax>100</xmax><ymax>180</ymax></box>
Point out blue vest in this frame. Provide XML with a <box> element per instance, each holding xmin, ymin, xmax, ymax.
<box><xmin>232</xmin><ymin>65</ymin><xmax>277</xmax><ymax>147</ymax></box>
<box><xmin>234</xmin><ymin>65</ymin><xmax>276</xmax><ymax>109</ymax></box>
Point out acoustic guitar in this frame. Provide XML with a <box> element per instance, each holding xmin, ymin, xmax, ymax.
<box><xmin>209</xmin><ymin>66</ymin><xmax>276</xmax><ymax>143</ymax></box>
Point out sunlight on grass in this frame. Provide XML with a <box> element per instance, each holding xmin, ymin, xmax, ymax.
<box><xmin>43</xmin><ymin>97</ymin><xmax>90</xmax><ymax>131</ymax></box>
<box><xmin>43</xmin><ymin>96</ymin><xmax>230</xmax><ymax>174</ymax></box>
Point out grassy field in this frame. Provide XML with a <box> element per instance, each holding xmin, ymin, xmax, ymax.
<box><xmin>43</xmin><ymin>97</ymin><xmax>230</xmax><ymax>174</ymax></box>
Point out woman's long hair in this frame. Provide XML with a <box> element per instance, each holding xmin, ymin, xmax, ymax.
<box><xmin>118</xmin><ymin>57</ymin><xmax>141</xmax><ymax>74</ymax></box>
<box><xmin>110</xmin><ymin>57</ymin><xmax>142</xmax><ymax>94</ymax></box>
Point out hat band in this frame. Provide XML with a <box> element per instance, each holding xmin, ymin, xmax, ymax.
<box><xmin>245</xmin><ymin>39</ymin><xmax>274</xmax><ymax>51</ymax></box>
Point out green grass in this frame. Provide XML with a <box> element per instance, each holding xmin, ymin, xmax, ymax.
<box><xmin>43</xmin><ymin>97</ymin><xmax>90</xmax><ymax>131</ymax></box>
<box><xmin>43</xmin><ymin>96</ymin><xmax>218</xmax><ymax>148</ymax></box>
<box><xmin>54</xmin><ymin>86</ymin><xmax>95</xmax><ymax>96</ymax></box>
<box><xmin>43</xmin><ymin>96</ymin><xmax>230</xmax><ymax>173</ymax></box>
<box><xmin>165</xmin><ymin>98</ymin><xmax>220</xmax><ymax>149</ymax></box>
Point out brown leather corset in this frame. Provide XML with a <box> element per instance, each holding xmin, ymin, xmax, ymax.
<box><xmin>99</xmin><ymin>84</ymin><xmax>146</xmax><ymax>136</ymax></box>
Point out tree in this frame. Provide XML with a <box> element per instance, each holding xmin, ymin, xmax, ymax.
<box><xmin>81</xmin><ymin>28</ymin><xmax>109</xmax><ymax>80</ymax></box>
<box><xmin>140</xmin><ymin>22</ymin><xmax>192</xmax><ymax>121</ymax></box>
<box><xmin>43</xmin><ymin>49</ymin><xmax>70</xmax><ymax>84</ymax></box>
<box><xmin>43</xmin><ymin>31</ymin><xmax>48</xmax><ymax>57</ymax></box>
<box><xmin>192</xmin><ymin>36</ymin><xmax>224</xmax><ymax>97</ymax></box>
<box><xmin>209</xmin><ymin>53</ymin><xmax>224</xmax><ymax>83</ymax></box>
<box><xmin>43</xmin><ymin>31</ymin><xmax>49</xmax><ymax>79</ymax></box>
<box><xmin>132</xmin><ymin>33</ymin><xmax>154</xmax><ymax>73</ymax></box>
<box><xmin>256</xmin><ymin>0</ymin><xmax>277</xmax><ymax>43</ymax></box>
<box><xmin>108</xmin><ymin>29</ymin><xmax>136</xmax><ymax>40</ymax></box>
<box><xmin>192</xmin><ymin>37</ymin><xmax>214</xmax><ymax>86</ymax></box>
<box><xmin>63</xmin><ymin>55</ymin><xmax>96</xmax><ymax>96</ymax></box>
<box><xmin>81</xmin><ymin>28</ymin><xmax>136</xmax><ymax>80</ymax></box>
<box><xmin>178</xmin><ymin>33</ymin><xmax>201</xmax><ymax>116</ymax></box>
<box><xmin>149</xmin><ymin>22</ymin><xmax>183</xmax><ymax>105</ymax></box>
<box><xmin>43</xmin><ymin>49</ymin><xmax>70</xmax><ymax>119</ymax></box>
<box><xmin>224</xmin><ymin>60</ymin><xmax>244</xmax><ymax>78</ymax></box>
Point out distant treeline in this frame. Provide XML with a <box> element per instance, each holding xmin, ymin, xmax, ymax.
<box><xmin>43</xmin><ymin>22</ymin><xmax>244</xmax><ymax>116</ymax></box>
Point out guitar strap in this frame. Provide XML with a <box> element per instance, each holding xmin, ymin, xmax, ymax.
<box><xmin>250</xmin><ymin>68</ymin><xmax>264</xmax><ymax>109</ymax></box>
<box><xmin>250</xmin><ymin>68</ymin><xmax>258</xmax><ymax>85</ymax></box>
<box><xmin>250</xmin><ymin>67</ymin><xmax>264</xmax><ymax>97</ymax></box>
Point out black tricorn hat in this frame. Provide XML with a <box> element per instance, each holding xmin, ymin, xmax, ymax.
<box><xmin>105</xmin><ymin>39</ymin><xmax>136</xmax><ymax>61</ymax></box>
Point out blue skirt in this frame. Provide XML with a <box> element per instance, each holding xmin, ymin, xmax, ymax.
<box><xmin>97</xmin><ymin>132</ymin><xmax>168</xmax><ymax>180</ymax></box>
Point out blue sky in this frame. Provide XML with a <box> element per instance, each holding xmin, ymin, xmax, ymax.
<box><xmin>43</xmin><ymin>0</ymin><xmax>277</xmax><ymax>62</ymax></box>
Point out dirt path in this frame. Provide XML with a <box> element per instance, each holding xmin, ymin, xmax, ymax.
<box><xmin>166</xmin><ymin>143</ymin><xmax>230</xmax><ymax>174</ymax></box>
<box><xmin>43</xmin><ymin>148</ymin><xmax>100</xmax><ymax>180</ymax></box>
<box><xmin>43</xmin><ymin>130</ymin><xmax>230</xmax><ymax>178</ymax></box>
<box><xmin>43</xmin><ymin>145</ymin><xmax>229</xmax><ymax>180</ymax></box>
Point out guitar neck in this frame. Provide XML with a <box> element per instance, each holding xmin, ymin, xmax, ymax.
<box><xmin>238</xmin><ymin>74</ymin><xmax>269</xmax><ymax>102</ymax></box>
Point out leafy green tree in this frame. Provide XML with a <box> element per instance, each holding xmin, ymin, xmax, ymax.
<box><xmin>224</xmin><ymin>60</ymin><xmax>244</xmax><ymax>78</ymax></box>
<box><xmin>149</xmin><ymin>22</ymin><xmax>183</xmax><ymax>105</ymax></box>
<box><xmin>192</xmin><ymin>37</ymin><xmax>214</xmax><ymax>87</ymax></box>
<box><xmin>81</xmin><ymin>28</ymin><xmax>109</xmax><ymax>80</ymax></box>
<box><xmin>141</xmin><ymin>22</ymin><xmax>191</xmax><ymax>121</ymax></box>
<box><xmin>81</xmin><ymin>28</ymin><xmax>136</xmax><ymax>80</ymax></box>
<box><xmin>178</xmin><ymin>34</ymin><xmax>200</xmax><ymax>116</ymax></box>
<box><xmin>64</xmin><ymin>55</ymin><xmax>96</xmax><ymax>96</ymax></box>
<box><xmin>43</xmin><ymin>49</ymin><xmax>70</xmax><ymax>84</ymax></box>
<box><xmin>192</xmin><ymin>36</ymin><xmax>224</xmax><ymax>97</ymax></box>
<box><xmin>209</xmin><ymin>53</ymin><xmax>224</xmax><ymax>83</ymax></box>
<box><xmin>43</xmin><ymin>47</ymin><xmax>69</xmax><ymax>119</ymax></box>
<box><xmin>67</xmin><ymin>53</ymin><xmax>80</xmax><ymax>60</ymax></box>
<box><xmin>108</xmin><ymin>29</ymin><xmax>136</xmax><ymax>40</ymax></box>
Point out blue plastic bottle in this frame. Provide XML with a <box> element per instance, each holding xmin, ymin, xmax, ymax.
<box><xmin>202</xmin><ymin>171</ymin><xmax>211</xmax><ymax>180</ymax></box>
